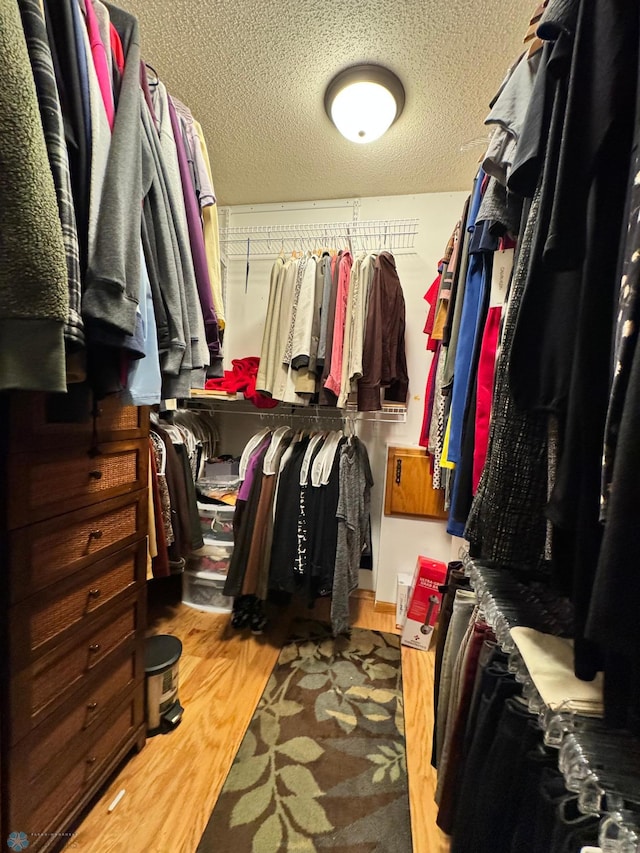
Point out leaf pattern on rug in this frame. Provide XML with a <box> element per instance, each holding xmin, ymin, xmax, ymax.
<box><xmin>197</xmin><ymin>621</ymin><xmax>412</xmax><ymax>853</ymax></box>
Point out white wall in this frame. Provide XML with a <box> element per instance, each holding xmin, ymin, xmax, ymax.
<box><xmin>221</xmin><ymin>191</ymin><xmax>468</xmax><ymax>604</ymax></box>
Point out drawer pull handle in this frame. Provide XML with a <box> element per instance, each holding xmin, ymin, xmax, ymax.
<box><xmin>87</xmin><ymin>701</ymin><xmax>98</xmax><ymax>711</ymax></box>
<box><xmin>88</xmin><ymin>643</ymin><xmax>101</xmax><ymax>653</ymax></box>
<box><xmin>86</xmin><ymin>756</ymin><xmax>97</xmax><ymax>765</ymax></box>
<box><xmin>88</xmin><ymin>588</ymin><xmax>101</xmax><ymax>599</ymax></box>
<box><xmin>88</xmin><ymin>469</ymin><xmax>103</xmax><ymax>480</ymax></box>
<box><xmin>89</xmin><ymin>529</ymin><xmax>103</xmax><ymax>541</ymax></box>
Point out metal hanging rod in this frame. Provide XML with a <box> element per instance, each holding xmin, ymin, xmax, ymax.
<box><xmin>218</xmin><ymin>218</ymin><xmax>419</xmax><ymax>257</ymax></box>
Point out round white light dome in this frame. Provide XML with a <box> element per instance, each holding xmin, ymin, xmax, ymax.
<box><xmin>330</xmin><ymin>81</ymin><xmax>398</xmax><ymax>144</ymax></box>
<box><xmin>325</xmin><ymin>65</ymin><xmax>405</xmax><ymax>145</ymax></box>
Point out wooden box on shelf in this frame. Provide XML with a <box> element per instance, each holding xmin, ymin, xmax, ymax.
<box><xmin>384</xmin><ymin>446</ymin><xmax>447</xmax><ymax>520</ymax></box>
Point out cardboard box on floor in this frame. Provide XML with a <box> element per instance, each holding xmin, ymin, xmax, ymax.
<box><xmin>401</xmin><ymin>556</ymin><xmax>448</xmax><ymax>651</ymax></box>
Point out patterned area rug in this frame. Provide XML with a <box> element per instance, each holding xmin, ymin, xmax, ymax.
<box><xmin>197</xmin><ymin>620</ymin><xmax>412</xmax><ymax>853</ymax></box>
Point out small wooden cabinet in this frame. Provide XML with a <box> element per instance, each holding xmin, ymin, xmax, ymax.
<box><xmin>384</xmin><ymin>446</ymin><xmax>447</xmax><ymax>519</ymax></box>
<box><xmin>0</xmin><ymin>393</ymin><xmax>149</xmax><ymax>851</ymax></box>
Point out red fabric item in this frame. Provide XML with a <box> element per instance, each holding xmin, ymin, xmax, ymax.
<box><xmin>419</xmin><ymin>345</ymin><xmax>440</xmax><ymax>448</ymax></box>
<box><xmin>472</xmin><ymin>306</ymin><xmax>502</xmax><ymax>493</ymax></box>
<box><xmin>84</xmin><ymin>0</ymin><xmax>115</xmax><ymax>129</ymax></box>
<box><xmin>500</xmin><ymin>234</ymin><xmax>518</xmax><ymax>251</ymax></box>
<box><xmin>110</xmin><ymin>23</ymin><xmax>125</xmax><ymax>75</ymax></box>
<box><xmin>418</xmin><ymin>275</ymin><xmax>443</xmax><ymax>447</ymax></box>
<box><xmin>205</xmin><ymin>357</ymin><xmax>279</xmax><ymax>409</ymax></box>
<box><xmin>423</xmin><ymin>274</ymin><xmax>441</xmax><ymax>348</ymax></box>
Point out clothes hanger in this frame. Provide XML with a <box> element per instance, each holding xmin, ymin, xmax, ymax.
<box><xmin>345</xmin><ymin>226</ymin><xmax>353</xmax><ymax>256</ymax></box>
<box><xmin>523</xmin><ymin>1</ymin><xmax>547</xmax><ymax>56</ymax></box>
<box><xmin>239</xmin><ymin>427</ymin><xmax>271</xmax><ymax>479</ymax></box>
<box><xmin>526</xmin><ymin>37</ymin><xmax>544</xmax><ymax>57</ymax></box>
<box><xmin>263</xmin><ymin>425</ymin><xmax>293</xmax><ymax>474</ymax></box>
<box><xmin>145</xmin><ymin>62</ymin><xmax>160</xmax><ymax>88</ymax></box>
<box><xmin>300</xmin><ymin>432</ymin><xmax>326</xmax><ymax>486</ymax></box>
<box><xmin>311</xmin><ymin>430</ymin><xmax>343</xmax><ymax>487</ymax></box>
<box><xmin>523</xmin><ymin>0</ymin><xmax>547</xmax><ymax>40</ymax></box>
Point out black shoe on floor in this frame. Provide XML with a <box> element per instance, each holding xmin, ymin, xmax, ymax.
<box><xmin>250</xmin><ymin>601</ymin><xmax>267</xmax><ymax>635</ymax></box>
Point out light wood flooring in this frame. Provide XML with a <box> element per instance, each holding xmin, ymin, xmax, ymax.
<box><xmin>66</xmin><ymin>581</ymin><xmax>450</xmax><ymax>853</ymax></box>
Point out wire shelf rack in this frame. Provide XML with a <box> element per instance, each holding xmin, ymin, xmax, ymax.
<box><xmin>218</xmin><ymin>218</ymin><xmax>419</xmax><ymax>258</ymax></box>
<box><xmin>185</xmin><ymin>394</ymin><xmax>408</xmax><ymax>423</ymax></box>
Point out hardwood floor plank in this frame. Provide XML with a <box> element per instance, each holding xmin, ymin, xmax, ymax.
<box><xmin>66</xmin><ymin>589</ymin><xmax>449</xmax><ymax>852</ymax></box>
<box><xmin>402</xmin><ymin>646</ymin><xmax>450</xmax><ymax>853</ymax></box>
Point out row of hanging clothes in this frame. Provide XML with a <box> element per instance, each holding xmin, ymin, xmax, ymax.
<box><xmin>255</xmin><ymin>250</ymin><xmax>409</xmax><ymax>412</ymax></box>
<box><xmin>1</xmin><ymin>0</ymin><xmax>225</xmax><ymax>400</ymax></box>
<box><xmin>147</xmin><ymin>410</ymin><xmax>219</xmax><ymax>577</ymax></box>
<box><xmin>420</xmin><ymin>0</ymin><xmax>640</xmax><ymax>735</ymax></box>
<box><xmin>222</xmin><ymin>422</ymin><xmax>373</xmax><ymax>636</ymax></box>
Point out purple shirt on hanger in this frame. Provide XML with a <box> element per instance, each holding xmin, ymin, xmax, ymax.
<box><xmin>167</xmin><ymin>95</ymin><xmax>220</xmax><ymax>358</ymax></box>
<box><xmin>238</xmin><ymin>436</ymin><xmax>272</xmax><ymax>502</ymax></box>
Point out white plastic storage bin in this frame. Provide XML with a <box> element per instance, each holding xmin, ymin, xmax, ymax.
<box><xmin>197</xmin><ymin>502</ymin><xmax>235</xmax><ymax>543</ymax></box>
<box><xmin>182</xmin><ymin>569</ymin><xmax>233</xmax><ymax>613</ymax></box>
<box><xmin>188</xmin><ymin>542</ymin><xmax>233</xmax><ymax>576</ymax></box>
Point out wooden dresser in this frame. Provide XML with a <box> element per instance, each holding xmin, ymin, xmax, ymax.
<box><xmin>0</xmin><ymin>393</ymin><xmax>149</xmax><ymax>851</ymax></box>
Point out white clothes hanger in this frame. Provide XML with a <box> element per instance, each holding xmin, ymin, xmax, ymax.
<box><xmin>239</xmin><ymin>428</ymin><xmax>271</xmax><ymax>479</ymax></box>
<box><xmin>311</xmin><ymin>430</ymin><xmax>343</xmax><ymax>487</ymax></box>
<box><xmin>299</xmin><ymin>432</ymin><xmax>326</xmax><ymax>486</ymax></box>
<box><xmin>263</xmin><ymin>425</ymin><xmax>293</xmax><ymax>474</ymax></box>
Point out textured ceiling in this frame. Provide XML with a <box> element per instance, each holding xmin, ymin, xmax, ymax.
<box><xmin>118</xmin><ymin>0</ymin><xmax>536</xmax><ymax>205</ymax></box>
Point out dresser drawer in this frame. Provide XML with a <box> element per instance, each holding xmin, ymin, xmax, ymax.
<box><xmin>9</xmin><ymin>491</ymin><xmax>147</xmax><ymax>603</ymax></box>
<box><xmin>8</xmin><ymin>439</ymin><xmax>149</xmax><ymax>528</ymax></box>
<box><xmin>10</xmin><ymin>592</ymin><xmax>145</xmax><ymax>744</ymax></box>
<box><xmin>7</xmin><ymin>392</ymin><xmax>149</xmax><ymax>451</ymax></box>
<box><xmin>7</xmin><ymin>691</ymin><xmax>144</xmax><ymax>850</ymax></box>
<box><xmin>16</xmin><ymin>651</ymin><xmax>139</xmax><ymax>788</ymax></box>
<box><xmin>10</xmin><ymin>540</ymin><xmax>146</xmax><ymax>667</ymax></box>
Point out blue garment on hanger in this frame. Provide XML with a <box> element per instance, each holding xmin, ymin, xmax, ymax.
<box><xmin>122</xmin><ymin>244</ymin><xmax>162</xmax><ymax>405</ymax></box>
<box><xmin>69</xmin><ymin>0</ymin><xmax>92</xmax><ymax>157</ymax></box>
<box><xmin>446</xmin><ymin>171</ymin><xmax>488</xmax><ymax>467</ymax></box>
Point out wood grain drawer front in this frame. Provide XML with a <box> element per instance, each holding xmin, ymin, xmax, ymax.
<box><xmin>8</xmin><ymin>392</ymin><xmax>149</xmax><ymax>450</ymax></box>
<box><xmin>9</xmin><ymin>540</ymin><xmax>146</xmax><ymax>668</ymax></box>
<box><xmin>9</xmin><ymin>591</ymin><xmax>145</xmax><ymax>746</ymax></box>
<box><xmin>8</xmin><ymin>439</ymin><xmax>148</xmax><ymax>528</ymax></box>
<box><xmin>8</xmin><ymin>696</ymin><xmax>142</xmax><ymax>848</ymax></box>
<box><xmin>10</xmin><ymin>491</ymin><xmax>147</xmax><ymax>603</ymax></box>
<box><xmin>27</xmin><ymin>655</ymin><xmax>138</xmax><ymax>785</ymax></box>
<box><xmin>32</xmin><ymin>608</ymin><xmax>135</xmax><ymax>718</ymax></box>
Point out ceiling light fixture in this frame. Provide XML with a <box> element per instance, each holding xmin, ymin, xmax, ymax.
<box><xmin>324</xmin><ymin>64</ymin><xmax>405</xmax><ymax>144</ymax></box>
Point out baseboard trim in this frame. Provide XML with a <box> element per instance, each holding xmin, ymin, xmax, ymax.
<box><xmin>373</xmin><ymin>600</ymin><xmax>396</xmax><ymax>614</ymax></box>
<box><xmin>352</xmin><ymin>589</ymin><xmax>375</xmax><ymax>601</ymax></box>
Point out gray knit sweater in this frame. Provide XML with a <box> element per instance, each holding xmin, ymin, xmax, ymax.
<box><xmin>331</xmin><ymin>439</ymin><xmax>374</xmax><ymax>636</ymax></box>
